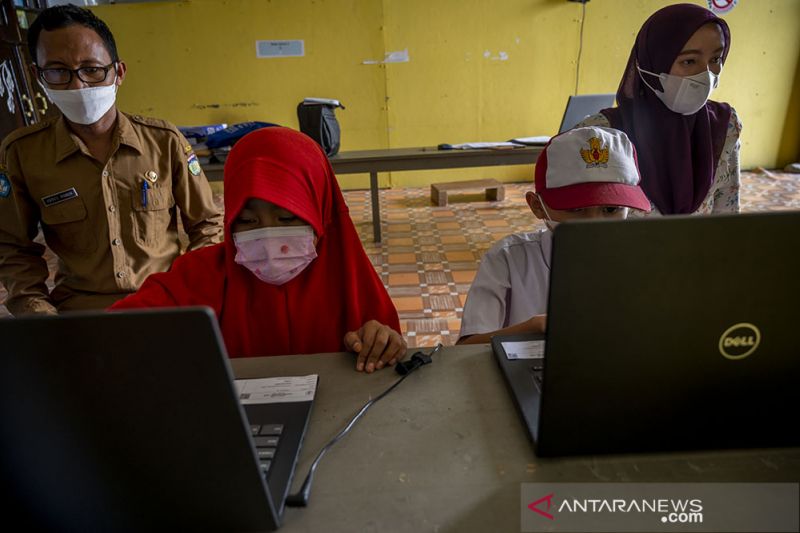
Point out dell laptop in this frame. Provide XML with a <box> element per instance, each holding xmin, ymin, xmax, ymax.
<box><xmin>493</xmin><ymin>211</ymin><xmax>800</xmax><ymax>456</ymax></box>
<box><xmin>0</xmin><ymin>307</ymin><xmax>315</xmax><ymax>531</ymax></box>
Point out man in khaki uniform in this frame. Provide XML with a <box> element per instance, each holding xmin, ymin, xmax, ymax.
<box><xmin>0</xmin><ymin>5</ymin><xmax>223</xmax><ymax>315</ymax></box>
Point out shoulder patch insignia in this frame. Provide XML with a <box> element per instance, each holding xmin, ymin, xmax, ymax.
<box><xmin>187</xmin><ymin>153</ymin><xmax>202</xmax><ymax>176</ymax></box>
<box><xmin>580</xmin><ymin>137</ymin><xmax>609</xmax><ymax>168</ymax></box>
<box><xmin>0</xmin><ymin>173</ymin><xmax>11</xmax><ymax>198</ymax></box>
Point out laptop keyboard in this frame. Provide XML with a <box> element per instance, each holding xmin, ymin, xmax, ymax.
<box><xmin>249</xmin><ymin>424</ymin><xmax>284</xmax><ymax>477</ymax></box>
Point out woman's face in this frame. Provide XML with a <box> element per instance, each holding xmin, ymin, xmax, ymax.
<box><xmin>231</xmin><ymin>198</ymin><xmax>308</xmax><ymax>233</ymax></box>
<box><xmin>669</xmin><ymin>22</ymin><xmax>725</xmax><ymax>77</ymax></box>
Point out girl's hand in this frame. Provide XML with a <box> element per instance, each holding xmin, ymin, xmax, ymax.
<box><xmin>344</xmin><ymin>320</ymin><xmax>407</xmax><ymax>373</ymax></box>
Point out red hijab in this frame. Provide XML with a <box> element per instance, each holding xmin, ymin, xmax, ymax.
<box><xmin>602</xmin><ymin>3</ymin><xmax>732</xmax><ymax>214</ymax></box>
<box><xmin>112</xmin><ymin>127</ymin><xmax>400</xmax><ymax>357</ymax></box>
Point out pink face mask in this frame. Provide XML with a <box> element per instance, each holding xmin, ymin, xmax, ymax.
<box><xmin>232</xmin><ymin>225</ymin><xmax>318</xmax><ymax>285</ymax></box>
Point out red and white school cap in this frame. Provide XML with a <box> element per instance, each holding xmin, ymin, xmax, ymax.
<box><xmin>534</xmin><ymin>126</ymin><xmax>651</xmax><ymax>212</ymax></box>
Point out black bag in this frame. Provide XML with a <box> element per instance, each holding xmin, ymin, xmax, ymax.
<box><xmin>297</xmin><ymin>99</ymin><xmax>345</xmax><ymax>156</ymax></box>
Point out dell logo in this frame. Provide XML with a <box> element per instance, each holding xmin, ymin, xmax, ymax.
<box><xmin>718</xmin><ymin>323</ymin><xmax>761</xmax><ymax>360</ymax></box>
<box><xmin>723</xmin><ymin>336</ymin><xmax>755</xmax><ymax>348</ymax></box>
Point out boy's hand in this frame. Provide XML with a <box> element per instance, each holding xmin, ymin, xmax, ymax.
<box><xmin>344</xmin><ymin>320</ymin><xmax>407</xmax><ymax>373</ymax></box>
<box><xmin>526</xmin><ymin>314</ymin><xmax>547</xmax><ymax>333</ymax></box>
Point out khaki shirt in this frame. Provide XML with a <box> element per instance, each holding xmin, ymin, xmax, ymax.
<box><xmin>0</xmin><ymin>111</ymin><xmax>223</xmax><ymax>315</ymax></box>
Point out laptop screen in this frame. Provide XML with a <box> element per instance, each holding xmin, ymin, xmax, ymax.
<box><xmin>558</xmin><ymin>94</ymin><xmax>616</xmax><ymax>133</ymax></box>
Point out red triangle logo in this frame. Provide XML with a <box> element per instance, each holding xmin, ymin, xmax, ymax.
<box><xmin>528</xmin><ymin>493</ymin><xmax>555</xmax><ymax>520</ymax></box>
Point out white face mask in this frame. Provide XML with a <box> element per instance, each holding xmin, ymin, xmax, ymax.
<box><xmin>537</xmin><ymin>194</ymin><xmax>560</xmax><ymax>231</ymax></box>
<box><xmin>41</xmin><ymin>72</ymin><xmax>119</xmax><ymax>125</ymax></box>
<box><xmin>637</xmin><ymin>65</ymin><xmax>719</xmax><ymax>115</ymax></box>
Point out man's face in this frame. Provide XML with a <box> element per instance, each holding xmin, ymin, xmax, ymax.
<box><xmin>34</xmin><ymin>24</ymin><xmax>125</xmax><ymax>90</ymax></box>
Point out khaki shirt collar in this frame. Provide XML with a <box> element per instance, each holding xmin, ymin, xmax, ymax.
<box><xmin>115</xmin><ymin>112</ymin><xmax>144</xmax><ymax>154</ymax></box>
<box><xmin>54</xmin><ymin>116</ymin><xmax>80</xmax><ymax>163</ymax></box>
<box><xmin>54</xmin><ymin>109</ymin><xmax>144</xmax><ymax>163</ymax></box>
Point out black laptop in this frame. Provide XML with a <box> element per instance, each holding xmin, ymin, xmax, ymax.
<box><xmin>493</xmin><ymin>211</ymin><xmax>800</xmax><ymax>457</ymax></box>
<box><xmin>0</xmin><ymin>307</ymin><xmax>315</xmax><ymax>531</ymax></box>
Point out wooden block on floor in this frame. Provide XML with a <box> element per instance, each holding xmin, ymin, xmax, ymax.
<box><xmin>430</xmin><ymin>179</ymin><xmax>505</xmax><ymax>206</ymax></box>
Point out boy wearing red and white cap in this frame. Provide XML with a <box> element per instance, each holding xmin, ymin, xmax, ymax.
<box><xmin>457</xmin><ymin>127</ymin><xmax>651</xmax><ymax>344</ymax></box>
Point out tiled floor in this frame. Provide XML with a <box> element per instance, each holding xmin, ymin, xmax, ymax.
<box><xmin>348</xmin><ymin>185</ymin><xmax>538</xmax><ymax>348</ymax></box>
<box><xmin>2</xmin><ymin>170</ymin><xmax>800</xmax><ymax>348</ymax></box>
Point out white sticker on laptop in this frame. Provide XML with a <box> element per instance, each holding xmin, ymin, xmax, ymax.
<box><xmin>235</xmin><ymin>374</ymin><xmax>318</xmax><ymax>404</ymax></box>
<box><xmin>502</xmin><ymin>340</ymin><xmax>545</xmax><ymax>360</ymax></box>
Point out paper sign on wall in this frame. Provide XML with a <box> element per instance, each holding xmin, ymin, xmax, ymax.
<box><xmin>256</xmin><ymin>40</ymin><xmax>305</xmax><ymax>58</ymax></box>
<box><xmin>362</xmin><ymin>48</ymin><xmax>410</xmax><ymax>65</ymax></box>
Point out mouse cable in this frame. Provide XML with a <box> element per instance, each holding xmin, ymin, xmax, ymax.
<box><xmin>286</xmin><ymin>343</ymin><xmax>443</xmax><ymax>507</ymax></box>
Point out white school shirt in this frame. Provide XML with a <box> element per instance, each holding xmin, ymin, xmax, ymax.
<box><xmin>459</xmin><ymin>229</ymin><xmax>552</xmax><ymax>339</ymax></box>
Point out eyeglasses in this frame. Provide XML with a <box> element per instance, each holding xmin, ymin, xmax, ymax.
<box><xmin>37</xmin><ymin>62</ymin><xmax>117</xmax><ymax>86</ymax></box>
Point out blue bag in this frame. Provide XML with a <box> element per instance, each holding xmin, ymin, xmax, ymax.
<box><xmin>205</xmin><ymin>122</ymin><xmax>279</xmax><ymax>149</ymax></box>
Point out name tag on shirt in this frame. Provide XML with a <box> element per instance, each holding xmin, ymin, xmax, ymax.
<box><xmin>41</xmin><ymin>187</ymin><xmax>79</xmax><ymax>207</ymax></box>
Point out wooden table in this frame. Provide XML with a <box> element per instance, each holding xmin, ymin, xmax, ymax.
<box><xmin>231</xmin><ymin>345</ymin><xmax>800</xmax><ymax>532</ymax></box>
<box><xmin>203</xmin><ymin>145</ymin><xmax>543</xmax><ymax>243</ymax></box>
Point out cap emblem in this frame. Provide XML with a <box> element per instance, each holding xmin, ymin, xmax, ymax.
<box><xmin>580</xmin><ymin>137</ymin><xmax>609</xmax><ymax>168</ymax></box>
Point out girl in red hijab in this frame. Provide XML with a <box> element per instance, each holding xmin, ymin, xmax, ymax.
<box><xmin>112</xmin><ymin>127</ymin><xmax>404</xmax><ymax>372</ymax></box>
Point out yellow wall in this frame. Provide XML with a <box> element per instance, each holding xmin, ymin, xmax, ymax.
<box><xmin>93</xmin><ymin>0</ymin><xmax>800</xmax><ymax>189</ymax></box>
<box><xmin>777</xmin><ymin>51</ymin><xmax>800</xmax><ymax>168</ymax></box>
